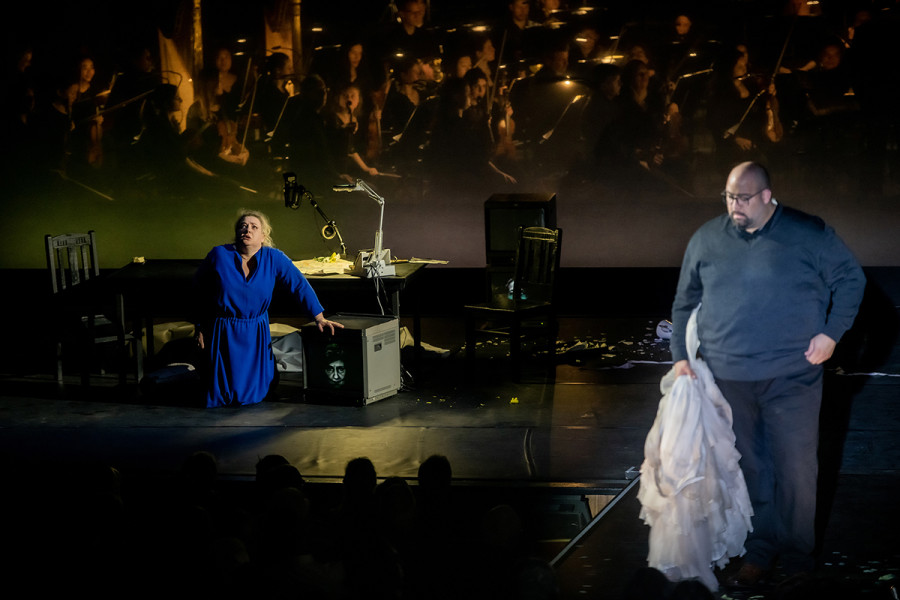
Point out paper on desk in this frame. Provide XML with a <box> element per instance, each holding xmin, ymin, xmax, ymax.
<box><xmin>409</xmin><ymin>257</ymin><xmax>449</xmax><ymax>264</ymax></box>
<box><xmin>293</xmin><ymin>258</ymin><xmax>354</xmax><ymax>276</ymax></box>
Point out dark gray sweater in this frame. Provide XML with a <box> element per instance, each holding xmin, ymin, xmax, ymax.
<box><xmin>671</xmin><ymin>203</ymin><xmax>866</xmax><ymax>381</ymax></box>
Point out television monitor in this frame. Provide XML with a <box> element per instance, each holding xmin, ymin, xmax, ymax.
<box><xmin>302</xmin><ymin>314</ymin><xmax>400</xmax><ymax>405</ymax></box>
<box><xmin>484</xmin><ymin>193</ymin><xmax>557</xmax><ymax>266</ymax></box>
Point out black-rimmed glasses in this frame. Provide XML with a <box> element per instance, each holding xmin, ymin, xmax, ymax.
<box><xmin>721</xmin><ymin>189</ymin><xmax>765</xmax><ymax>206</ymax></box>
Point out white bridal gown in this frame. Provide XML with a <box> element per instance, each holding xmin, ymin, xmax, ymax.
<box><xmin>637</xmin><ymin>307</ymin><xmax>754</xmax><ymax>591</ymax></box>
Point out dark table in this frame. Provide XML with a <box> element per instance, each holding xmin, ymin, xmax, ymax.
<box><xmin>105</xmin><ymin>258</ymin><xmax>427</xmax><ymax>358</ymax></box>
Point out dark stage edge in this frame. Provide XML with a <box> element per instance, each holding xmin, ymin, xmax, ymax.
<box><xmin>1</xmin><ymin>314</ymin><xmax>899</xmax><ymax>599</ymax></box>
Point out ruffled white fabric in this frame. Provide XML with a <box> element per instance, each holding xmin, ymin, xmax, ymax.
<box><xmin>638</xmin><ymin>307</ymin><xmax>754</xmax><ymax>591</ymax></box>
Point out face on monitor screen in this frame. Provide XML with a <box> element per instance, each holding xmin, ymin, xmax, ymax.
<box><xmin>306</xmin><ymin>340</ymin><xmax>361</xmax><ymax>395</ymax></box>
<box><xmin>325</xmin><ymin>357</ymin><xmax>347</xmax><ymax>388</ymax></box>
<box><xmin>323</xmin><ymin>343</ymin><xmax>348</xmax><ymax>388</ymax></box>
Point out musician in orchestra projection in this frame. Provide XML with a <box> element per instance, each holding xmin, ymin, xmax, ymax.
<box><xmin>135</xmin><ymin>83</ymin><xmax>215</xmax><ymax>184</ymax></box>
<box><xmin>507</xmin><ymin>32</ymin><xmax>572</xmax><ymax>146</ymax></box>
<box><xmin>212</xmin><ymin>47</ymin><xmax>241</xmax><ymax>121</ymax></box>
<box><xmin>440</xmin><ymin>29</ymin><xmax>475</xmax><ymax>82</ymax></box>
<box><xmin>313</xmin><ymin>39</ymin><xmax>375</xmax><ymax>107</ymax></box>
<box><xmin>0</xmin><ymin>44</ymin><xmax>35</xmax><ymax>172</ymax></box>
<box><xmin>375</xmin><ymin>0</ymin><xmax>439</xmax><ymax>83</ymax></box>
<box><xmin>568</xmin><ymin>22</ymin><xmax>606</xmax><ymax>79</ymax></box>
<box><xmin>256</xmin><ymin>51</ymin><xmax>296</xmax><ymax>155</ymax></box>
<box><xmin>463</xmin><ymin>67</ymin><xmax>515</xmax><ymax>166</ymax></box>
<box><xmin>284</xmin><ymin>74</ymin><xmax>353</xmax><ymax>196</ymax></box>
<box><xmin>493</xmin><ymin>0</ymin><xmax>539</xmax><ymax>66</ymax></box>
<box><xmin>706</xmin><ymin>44</ymin><xmax>781</xmax><ymax>167</ymax></box>
<box><xmin>379</xmin><ymin>56</ymin><xmax>433</xmax><ymax>173</ymax></box>
<box><xmin>471</xmin><ymin>32</ymin><xmax>497</xmax><ymax>91</ymax></box>
<box><xmin>426</xmin><ymin>76</ymin><xmax>516</xmax><ymax>192</ymax></box>
<box><xmin>183</xmin><ymin>69</ymin><xmax>234</xmax><ymax>173</ymax></box>
<box><xmin>582</xmin><ymin>63</ymin><xmax>623</xmax><ymax>172</ymax></box>
<box><xmin>531</xmin><ymin>0</ymin><xmax>566</xmax><ymax>26</ymax></box>
<box><xmin>69</xmin><ymin>55</ymin><xmax>106</xmax><ymax>171</ymax></box>
<box><xmin>615</xmin><ymin>59</ymin><xmax>667</xmax><ymax>172</ymax></box>
<box><xmin>104</xmin><ymin>45</ymin><xmax>160</xmax><ymax>161</ymax></box>
<box><xmin>322</xmin><ymin>83</ymin><xmax>381</xmax><ymax>179</ymax></box>
<box><xmin>25</xmin><ymin>76</ymin><xmax>78</xmax><ymax>174</ymax></box>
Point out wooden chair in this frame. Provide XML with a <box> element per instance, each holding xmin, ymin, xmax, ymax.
<box><xmin>45</xmin><ymin>231</ymin><xmax>143</xmax><ymax>385</ymax></box>
<box><xmin>464</xmin><ymin>227</ymin><xmax>562</xmax><ymax>378</ymax></box>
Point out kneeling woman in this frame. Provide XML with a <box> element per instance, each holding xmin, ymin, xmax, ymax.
<box><xmin>194</xmin><ymin>210</ymin><xmax>342</xmax><ymax>407</ymax></box>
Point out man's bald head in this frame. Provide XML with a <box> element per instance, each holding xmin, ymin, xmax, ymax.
<box><xmin>729</xmin><ymin>161</ymin><xmax>771</xmax><ymax>193</ymax></box>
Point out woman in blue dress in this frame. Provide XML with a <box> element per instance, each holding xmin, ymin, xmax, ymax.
<box><xmin>194</xmin><ymin>210</ymin><xmax>342</xmax><ymax>407</ymax></box>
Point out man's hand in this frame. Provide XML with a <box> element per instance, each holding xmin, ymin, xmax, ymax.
<box><xmin>673</xmin><ymin>359</ymin><xmax>697</xmax><ymax>380</ymax></box>
<box><xmin>805</xmin><ymin>333</ymin><xmax>837</xmax><ymax>365</ymax></box>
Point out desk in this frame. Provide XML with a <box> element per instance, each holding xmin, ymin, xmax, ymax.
<box><xmin>105</xmin><ymin>258</ymin><xmax>427</xmax><ymax>359</ymax></box>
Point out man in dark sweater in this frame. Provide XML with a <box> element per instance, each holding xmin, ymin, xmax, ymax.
<box><xmin>670</xmin><ymin>162</ymin><xmax>866</xmax><ymax>588</ymax></box>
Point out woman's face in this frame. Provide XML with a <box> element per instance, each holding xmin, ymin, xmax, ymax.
<box><xmin>236</xmin><ymin>216</ymin><xmax>263</xmax><ymax>247</ymax></box>
<box><xmin>401</xmin><ymin>62</ymin><xmax>423</xmax><ymax>84</ymax></box>
<box><xmin>456</xmin><ymin>55</ymin><xmax>472</xmax><ymax>78</ymax></box>
<box><xmin>479</xmin><ymin>39</ymin><xmax>496</xmax><ymax>63</ymax></box>
<box><xmin>347</xmin><ymin>44</ymin><xmax>363</xmax><ymax>68</ymax></box>
<box><xmin>470</xmin><ymin>77</ymin><xmax>487</xmax><ymax>100</ymax></box>
<box><xmin>80</xmin><ymin>59</ymin><xmax>95</xmax><ymax>84</ymax></box>
<box><xmin>601</xmin><ymin>73</ymin><xmax>621</xmax><ymax>98</ymax></box>
<box><xmin>216</xmin><ymin>49</ymin><xmax>232</xmax><ymax>73</ymax></box>
<box><xmin>631</xmin><ymin>64</ymin><xmax>651</xmax><ymax>91</ymax></box>
<box><xmin>340</xmin><ymin>87</ymin><xmax>360</xmax><ymax>111</ymax></box>
<box><xmin>675</xmin><ymin>15</ymin><xmax>692</xmax><ymax>36</ymax></box>
<box><xmin>733</xmin><ymin>53</ymin><xmax>748</xmax><ymax>78</ymax></box>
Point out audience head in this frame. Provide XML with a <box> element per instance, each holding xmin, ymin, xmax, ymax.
<box><xmin>418</xmin><ymin>454</ymin><xmax>452</xmax><ymax>491</ymax></box>
<box><xmin>480</xmin><ymin>504</ymin><xmax>523</xmax><ymax>552</ymax></box>
<box><xmin>622</xmin><ymin>567</ymin><xmax>673</xmax><ymax>600</ymax></box>
<box><xmin>501</xmin><ymin>557</ymin><xmax>560</xmax><ymax>600</ymax></box>
<box><xmin>669</xmin><ymin>579</ymin><xmax>715</xmax><ymax>599</ymax></box>
<box><xmin>343</xmin><ymin>456</ymin><xmax>377</xmax><ymax>499</ymax></box>
<box><xmin>256</xmin><ymin>454</ymin><xmax>290</xmax><ymax>479</ymax></box>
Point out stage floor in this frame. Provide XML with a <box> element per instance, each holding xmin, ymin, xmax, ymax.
<box><xmin>1</xmin><ymin>315</ymin><xmax>898</xmax><ymax>599</ymax></box>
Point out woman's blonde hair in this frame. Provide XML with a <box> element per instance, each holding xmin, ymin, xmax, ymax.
<box><xmin>234</xmin><ymin>209</ymin><xmax>275</xmax><ymax>247</ymax></box>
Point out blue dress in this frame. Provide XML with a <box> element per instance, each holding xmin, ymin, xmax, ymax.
<box><xmin>195</xmin><ymin>244</ymin><xmax>324</xmax><ymax>408</ymax></box>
